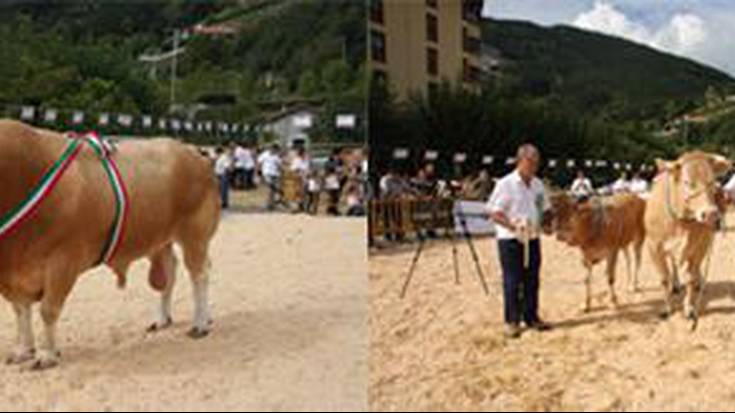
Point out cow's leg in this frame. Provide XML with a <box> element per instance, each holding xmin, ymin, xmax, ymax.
<box><xmin>6</xmin><ymin>302</ymin><xmax>35</xmax><ymax>365</ymax></box>
<box><xmin>181</xmin><ymin>241</ymin><xmax>212</xmax><ymax>339</ymax></box>
<box><xmin>670</xmin><ymin>257</ymin><xmax>683</xmax><ymax>295</ymax></box>
<box><xmin>147</xmin><ymin>244</ymin><xmax>178</xmax><ymax>332</ymax></box>
<box><xmin>649</xmin><ymin>242</ymin><xmax>675</xmax><ymax>318</ymax></box>
<box><xmin>606</xmin><ymin>250</ymin><xmax>620</xmax><ymax>309</ymax></box>
<box><xmin>582</xmin><ymin>260</ymin><xmax>593</xmax><ymax>313</ymax></box>
<box><xmin>33</xmin><ymin>274</ymin><xmax>77</xmax><ymax>370</ymax></box>
<box><xmin>632</xmin><ymin>239</ymin><xmax>644</xmax><ymax>293</ymax></box>
<box><xmin>682</xmin><ymin>259</ymin><xmax>704</xmax><ymax>323</ymax></box>
<box><xmin>623</xmin><ymin>247</ymin><xmax>634</xmax><ymax>292</ymax></box>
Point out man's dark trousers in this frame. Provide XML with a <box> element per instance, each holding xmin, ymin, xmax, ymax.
<box><xmin>497</xmin><ymin>239</ymin><xmax>541</xmax><ymax>325</ymax></box>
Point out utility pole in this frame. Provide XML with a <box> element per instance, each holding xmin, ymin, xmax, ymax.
<box><xmin>170</xmin><ymin>28</ymin><xmax>180</xmax><ymax>113</ymax></box>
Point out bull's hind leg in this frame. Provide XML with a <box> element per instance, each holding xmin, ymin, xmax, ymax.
<box><xmin>582</xmin><ymin>261</ymin><xmax>593</xmax><ymax>313</ymax></box>
<box><xmin>606</xmin><ymin>251</ymin><xmax>620</xmax><ymax>309</ymax></box>
<box><xmin>181</xmin><ymin>239</ymin><xmax>213</xmax><ymax>339</ymax></box>
<box><xmin>623</xmin><ymin>247</ymin><xmax>634</xmax><ymax>293</ymax></box>
<box><xmin>6</xmin><ymin>302</ymin><xmax>35</xmax><ymax>365</ymax></box>
<box><xmin>147</xmin><ymin>243</ymin><xmax>178</xmax><ymax>332</ymax></box>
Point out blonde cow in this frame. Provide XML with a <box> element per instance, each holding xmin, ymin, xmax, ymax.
<box><xmin>0</xmin><ymin>120</ymin><xmax>220</xmax><ymax>369</ymax></box>
<box><xmin>646</xmin><ymin>151</ymin><xmax>731</xmax><ymax>326</ymax></box>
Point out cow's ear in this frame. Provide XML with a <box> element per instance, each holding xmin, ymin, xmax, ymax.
<box><xmin>656</xmin><ymin>159</ymin><xmax>680</xmax><ymax>175</ymax></box>
<box><xmin>709</xmin><ymin>155</ymin><xmax>732</xmax><ymax>177</ymax></box>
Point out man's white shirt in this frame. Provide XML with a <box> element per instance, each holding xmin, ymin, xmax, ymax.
<box><xmin>234</xmin><ymin>147</ymin><xmax>255</xmax><ymax>170</ymax></box>
<box><xmin>215</xmin><ymin>154</ymin><xmax>232</xmax><ymax>177</ymax></box>
<box><xmin>258</xmin><ymin>151</ymin><xmax>282</xmax><ymax>178</ymax></box>
<box><xmin>486</xmin><ymin>170</ymin><xmax>551</xmax><ymax>240</ymax></box>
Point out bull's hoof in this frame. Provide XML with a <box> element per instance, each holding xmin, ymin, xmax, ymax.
<box><xmin>5</xmin><ymin>348</ymin><xmax>35</xmax><ymax>365</ymax></box>
<box><xmin>146</xmin><ymin>317</ymin><xmax>173</xmax><ymax>333</ymax></box>
<box><xmin>187</xmin><ymin>327</ymin><xmax>210</xmax><ymax>339</ymax></box>
<box><xmin>658</xmin><ymin>310</ymin><xmax>671</xmax><ymax>320</ymax></box>
<box><xmin>29</xmin><ymin>351</ymin><xmax>60</xmax><ymax>371</ymax></box>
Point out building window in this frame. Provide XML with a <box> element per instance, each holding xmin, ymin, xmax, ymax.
<box><xmin>370</xmin><ymin>0</ymin><xmax>384</xmax><ymax>24</ymax></box>
<box><xmin>427</xmin><ymin>47</ymin><xmax>438</xmax><ymax>76</ymax></box>
<box><xmin>426</xmin><ymin>13</ymin><xmax>438</xmax><ymax>43</ymax></box>
<box><xmin>462</xmin><ymin>0</ymin><xmax>482</xmax><ymax>22</ymax></box>
<box><xmin>426</xmin><ymin>0</ymin><xmax>437</xmax><ymax>9</ymax></box>
<box><xmin>371</xmin><ymin>30</ymin><xmax>386</xmax><ymax>63</ymax></box>
<box><xmin>462</xmin><ymin>27</ymin><xmax>480</xmax><ymax>54</ymax></box>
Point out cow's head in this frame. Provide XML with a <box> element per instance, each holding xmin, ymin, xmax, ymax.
<box><xmin>546</xmin><ymin>192</ymin><xmax>582</xmax><ymax>245</ymax></box>
<box><xmin>657</xmin><ymin>152</ymin><xmax>732</xmax><ymax>228</ymax></box>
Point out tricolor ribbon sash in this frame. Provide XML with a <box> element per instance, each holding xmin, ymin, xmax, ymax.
<box><xmin>0</xmin><ymin>133</ymin><xmax>129</xmax><ymax>266</ymax></box>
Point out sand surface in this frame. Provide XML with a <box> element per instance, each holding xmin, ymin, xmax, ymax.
<box><xmin>370</xmin><ymin>231</ymin><xmax>735</xmax><ymax>411</ymax></box>
<box><xmin>0</xmin><ymin>213</ymin><xmax>367</xmax><ymax>412</ymax></box>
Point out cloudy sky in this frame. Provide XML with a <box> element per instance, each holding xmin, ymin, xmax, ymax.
<box><xmin>484</xmin><ymin>0</ymin><xmax>735</xmax><ymax>77</ymax></box>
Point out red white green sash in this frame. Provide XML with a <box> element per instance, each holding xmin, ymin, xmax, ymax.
<box><xmin>0</xmin><ymin>138</ymin><xmax>85</xmax><ymax>241</ymax></box>
<box><xmin>80</xmin><ymin>133</ymin><xmax>130</xmax><ymax>265</ymax></box>
<box><xmin>0</xmin><ymin>132</ymin><xmax>129</xmax><ymax>266</ymax></box>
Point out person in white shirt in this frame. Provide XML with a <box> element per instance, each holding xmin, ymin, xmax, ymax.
<box><xmin>214</xmin><ymin>146</ymin><xmax>233</xmax><ymax>209</ymax></box>
<box><xmin>629</xmin><ymin>173</ymin><xmax>649</xmax><ymax>198</ymax></box>
<box><xmin>486</xmin><ymin>144</ymin><xmax>552</xmax><ymax>338</ymax></box>
<box><xmin>612</xmin><ymin>172</ymin><xmax>631</xmax><ymax>194</ymax></box>
<box><xmin>305</xmin><ymin>169</ymin><xmax>322</xmax><ymax>215</ymax></box>
<box><xmin>570</xmin><ymin>170</ymin><xmax>594</xmax><ymax>201</ymax></box>
<box><xmin>290</xmin><ymin>147</ymin><xmax>311</xmax><ymax>211</ymax></box>
<box><xmin>325</xmin><ymin>166</ymin><xmax>342</xmax><ymax>215</ymax></box>
<box><xmin>233</xmin><ymin>143</ymin><xmax>256</xmax><ymax>190</ymax></box>
<box><xmin>257</xmin><ymin>143</ymin><xmax>284</xmax><ymax>211</ymax></box>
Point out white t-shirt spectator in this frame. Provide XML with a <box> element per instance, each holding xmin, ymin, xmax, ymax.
<box><xmin>486</xmin><ymin>170</ymin><xmax>551</xmax><ymax>240</ymax></box>
<box><xmin>258</xmin><ymin>150</ymin><xmax>282</xmax><ymax>178</ymax></box>
<box><xmin>570</xmin><ymin>177</ymin><xmax>593</xmax><ymax>198</ymax></box>
<box><xmin>214</xmin><ymin>154</ymin><xmax>232</xmax><ymax>177</ymax></box>
<box><xmin>234</xmin><ymin>146</ymin><xmax>255</xmax><ymax>170</ymax></box>
<box><xmin>612</xmin><ymin>178</ymin><xmax>631</xmax><ymax>193</ymax></box>
<box><xmin>630</xmin><ymin>178</ymin><xmax>649</xmax><ymax>196</ymax></box>
<box><xmin>308</xmin><ymin>177</ymin><xmax>321</xmax><ymax>193</ymax></box>
<box><xmin>290</xmin><ymin>156</ymin><xmax>311</xmax><ymax>178</ymax></box>
<box><xmin>325</xmin><ymin>174</ymin><xmax>341</xmax><ymax>191</ymax></box>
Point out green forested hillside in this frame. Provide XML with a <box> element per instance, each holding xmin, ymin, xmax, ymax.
<box><xmin>484</xmin><ymin>19</ymin><xmax>735</xmax><ymax>122</ymax></box>
<box><xmin>0</xmin><ymin>0</ymin><xmax>365</xmax><ymax>141</ymax></box>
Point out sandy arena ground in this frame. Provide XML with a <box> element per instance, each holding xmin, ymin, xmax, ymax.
<box><xmin>0</xmin><ymin>213</ymin><xmax>367</xmax><ymax>412</ymax></box>
<box><xmin>370</xmin><ymin>231</ymin><xmax>735</xmax><ymax>411</ymax></box>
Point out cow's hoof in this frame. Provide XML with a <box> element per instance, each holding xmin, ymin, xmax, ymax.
<box><xmin>146</xmin><ymin>317</ymin><xmax>173</xmax><ymax>333</ymax></box>
<box><xmin>30</xmin><ymin>352</ymin><xmax>60</xmax><ymax>371</ymax></box>
<box><xmin>5</xmin><ymin>348</ymin><xmax>35</xmax><ymax>365</ymax></box>
<box><xmin>187</xmin><ymin>327</ymin><xmax>210</xmax><ymax>339</ymax></box>
<box><xmin>658</xmin><ymin>311</ymin><xmax>671</xmax><ymax>320</ymax></box>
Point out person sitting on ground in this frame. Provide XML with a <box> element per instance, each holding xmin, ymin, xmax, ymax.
<box><xmin>629</xmin><ymin>172</ymin><xmax>649</xmax><ymax>198</ymax></box>
<box><xmin>344</xmin><ymin>180</ymin><xmax>366</xmax><ymax>217</ymax></box>
<box><xmin>570</xmin><ymin>170</ymin><xmax>594</xmax><ymax>201</ymax></box>
<box><xmin>612</xmin><ymin>172</ymin><xmax>631</xmax><ymax>194</ymax></box>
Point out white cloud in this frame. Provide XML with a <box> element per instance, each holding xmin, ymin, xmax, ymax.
<box><xmin>573</xmin><ymin>2</ymin><xmax>652</xmax><ymax>45</ymax></box>
<box><xmin>572</xmin><ymin>2</ymin><xmax>708</xmax><ymax>56</ymax></box>
<box><xmin>486</xmin><ymin>0</ymin><xmax>735</xmax><ymax>76</ymax></box>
